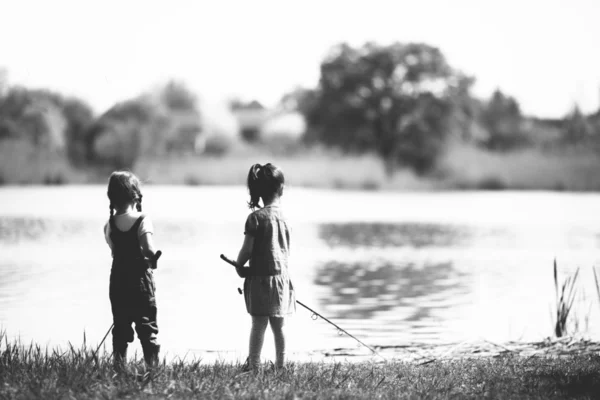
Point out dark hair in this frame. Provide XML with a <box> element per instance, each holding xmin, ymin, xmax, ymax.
<box><xmin>247</xmin><ymin>163</ymin><xmax>285</xmax><ymax>209</ymax></box>
<box><xmin>107</xmin><ymin>171</ymin><xmax>143</xmax><ymax>218</ymax></box>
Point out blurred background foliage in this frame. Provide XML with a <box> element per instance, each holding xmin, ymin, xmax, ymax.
<box><xmin>1</xmin><ymin>41</ymin><xmax>600</xmax><ymax>189</ymax></box>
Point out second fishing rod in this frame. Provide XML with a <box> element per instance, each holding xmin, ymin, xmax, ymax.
<box><xmin>219</xmin><ymin>254</ymin><xmax>385</xmax><ymax>361</ymax></box>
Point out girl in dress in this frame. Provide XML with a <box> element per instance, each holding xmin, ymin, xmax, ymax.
<box><xmin>235</xmin><ymin>163</ymin><xmax>296</xmax><ymax>371</ymax></box>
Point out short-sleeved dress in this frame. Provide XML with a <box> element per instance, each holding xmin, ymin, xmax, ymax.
<box><xmin>242</xmin><ymin>205</ymin><xmax>296</xmax><ymax>317</ymax></box>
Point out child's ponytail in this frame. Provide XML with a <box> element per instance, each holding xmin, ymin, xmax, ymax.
<box><xmin>247</xmin><ymin>164</ymin><xmax>262</xmax><ymax>210</ymax></box>
<box><xmin>246</xmin><ymin>163</ymin><xmax>285</xmax><ymax>210</ymax></box>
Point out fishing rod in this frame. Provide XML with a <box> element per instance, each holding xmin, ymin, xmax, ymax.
<box><xmin>94</xmin><ymin>250</ymin><xmax>163</xmax><ymax>362</ymax></box>
<box><xmin>219</xmin><ymin>254</ymin><xmax>385</xmax><ymax>360</ymax></box>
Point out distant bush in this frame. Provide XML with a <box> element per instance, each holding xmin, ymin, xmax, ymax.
<box><xmin>43</xmin><ymin>173</ymin><xmax>66</xmax><ymax>185</ymax></box>
<box><xmin>361</xmin><ymin>179</ymin><xmax>381</xmax><ymax>191</ymax></box>
<box><xmin>184</xmin><ymin>175</ymin><xmax>204</xmax><ymax>186</ymax></box>
<box><xmin>476</xmin><ymin>176</ymin><xmax>506</xmax><ymax>190</ymax></box>
<box><xmin>203</xmin><ymin>134</ymin><xmax>233</xmax><ymax>156</ymax></box>
<box><xmin>332</xmin><ymin>177</ymin><xmax>382</xmax><ymax>191</ymax></box>
<box><xmin>562</xmin><ymin>106</ymin><xmax>595</xmax><ymax>144</ymax></box>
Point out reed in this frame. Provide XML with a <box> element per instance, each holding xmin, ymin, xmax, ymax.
<box><xmin>553</xmin><ymin>259</ymin><xmax>580</xmax><ymax>337</ymax></box>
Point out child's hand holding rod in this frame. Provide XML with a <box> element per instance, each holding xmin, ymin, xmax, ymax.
<box><xmin>220</xmin><ymin>254</ymin><xmax>249</xmax><ymax>278</ymax></box>
<box><xmin>146</xmin><ymin>250</ymin><xmax>162</xmax><ymax>270</ymax></box>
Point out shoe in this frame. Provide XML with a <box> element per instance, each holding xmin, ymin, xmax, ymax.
<box><xmin>269</xmin><ymin>361</ymin><xmax>288</xmax><ymax>374</ymax></box>
<box><xmin>113</xmin><ymin>342</ymin><xmax>128</xmax><ymax>370</ymax></box>
<box><xmin>239</xmin><ymin>357</ymin><xmax>262</xmax><ymax>374</ymax></box>
<box><xmin>240</xmin><ymin>357</ymin><xmax>251</xmax><ymax>372</ymax></box>
<box><xmin>142</xmin><ymin>342</ymin><xmax>160</xmax><ymax>369</ymax></box>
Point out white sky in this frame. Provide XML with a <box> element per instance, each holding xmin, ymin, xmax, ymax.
<box><xmin>1</xmin><ymin>0</ymin><xmax>599</xmax><ymax>118</ymax></box>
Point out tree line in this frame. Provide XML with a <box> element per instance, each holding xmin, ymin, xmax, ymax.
<box><xmin>283</xmin><ymin>42</ymin><xmax>600</xmax><ymax>175</ymax></box>
<box><xmin>0</xmin><ymin>77</ymin><xmax>201</xmax><ymax>172</ymax></box>
<box><xmin>1</xmin><ymin>41</ymin><xmax>600</xmax><ymax>176</ymax></box>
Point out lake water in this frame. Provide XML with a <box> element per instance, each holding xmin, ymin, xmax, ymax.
<box><xmin>1</xmin><ymin>185</ymin><xmax>600</xmax><ymax>363</ymax></box>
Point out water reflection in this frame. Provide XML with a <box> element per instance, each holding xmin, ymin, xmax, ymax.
<box><xmin>0</xmin><ymin>216</ymin><xmax>218</xmax><ymax>247</ymax></box>
<box><xmin>314</xmin><ymin>259</ymin><xmax>469</xmax><ymax>320</ymax></box>
<box><xmin>4</xmin><ymin>188</ymin><xmax>600</xmax><ymax>355</ymax></box>
<box><xmin>0</xmin><ymin>217</ymin><xmax>88</xmax><ymax>243</ymax></box>
<box><xmin>319</xmin><ymin>222</ymin><xmax>473</xmax><ymax>248</ymax></box>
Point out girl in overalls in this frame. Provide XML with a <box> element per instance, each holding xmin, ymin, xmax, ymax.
<box><xmin>104</xmin><ymin>171</ymin><xmax>161</xmax><ymax>368</ymax></box>
<box><xmin>235</xmin><ymin>163</ymin><xmax>296</xmax><ymax>371</ymax></box>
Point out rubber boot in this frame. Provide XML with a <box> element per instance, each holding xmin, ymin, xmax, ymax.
<box><xmin>142</xmin><ymin>342</ymin><xmax>160</xmax><ymax>369</ymax></box>
<box><xmin>113</xmin><ymin>341</ymin><xmax>128</xmax><ymax>371</ymax></box>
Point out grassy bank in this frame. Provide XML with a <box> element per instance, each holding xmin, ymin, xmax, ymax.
<box><xmin>440</xmin><ymin>143</ymin><xmax>600</xmax><ymax>191</ymax></box>
<box><xmin>1</xmin><ymin>337</ymin><xmax>600</xmax><ymax>399</ymax></box>
<box><xmin>135</xmin><ymin>147</ymin><xmax>435</xmax><ymax>191</ymax></box>
<box><xmin>3</xmin><ymin>138</ymin><xmax>600</xmax><ymax>191</ymax></box>
<box><xmin>136</xmin><ymin>143</ymin><xmax>600</xmax><ymax>192</ymax></box>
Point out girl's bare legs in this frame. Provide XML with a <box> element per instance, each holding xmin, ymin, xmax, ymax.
<box><xmin>269</xmin><ymin>316</ymin><xmax>286</xmax><ymax>369</ymax></box>
<box><xmin>249</xmin><ymin>316</ymin><xmax>269</xmax><ymax>370</ymax></box>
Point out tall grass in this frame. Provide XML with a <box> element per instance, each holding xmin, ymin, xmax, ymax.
<box><xmin>553</xmin><ymin>259</ymin><xmax>580</xmax><ymax>337</ymax></box>
<box><xmin>593</xmin><ymin>267</ymin><xmax>600</xmax><ymax>314</ymax></box>
<box><xmin>1</xmin><ymin>330</ymin><xmax>599</xmax><ymax>399</ymax></box>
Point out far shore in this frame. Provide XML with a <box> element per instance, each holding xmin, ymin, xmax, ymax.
<box><xmin>3</xmin><ymin>141</ymin><xmax>600</xmax><ymax>192</ymax></box>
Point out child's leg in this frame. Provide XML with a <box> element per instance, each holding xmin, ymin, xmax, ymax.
<box><xmin>249</xmin><ymin>316</ymin><xmax>269</xmax><ymax>370</ymax></box>
<box><xmin>269</xmin><ymin>316</ymin><xmax>286</xmax><ymax>368</ymax></box>
<box><xmin>111</xmin><ymin>307</ymin><xmax>135</xmax><ymax>368</ymax></box>
<box><xmin>134</xmin><ymin>302</ymin><xmax>160</xmax><ymax>368</ymax></box>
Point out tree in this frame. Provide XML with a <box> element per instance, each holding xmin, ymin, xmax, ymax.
<box><xmin>160</xmin><ymin>80</ymin><xmax>197</xmax><ymax>112</ymax></box>
<box><xmin>62</xmin><ymin>98</ymin><xmax>95</xmax><ymax>165</ymax></box>
<box><xmin>301</xmin><ymin>42</ymin><xmax>464</xmax><ymax>175</ymax></box>
<box><xmin>480</xmin><ymin>89</ymin><xmax>526</xmax><ymax>150</ymax></box>
<box><xmin>86</xmin><ymin>98</ymin><xmax>158</xmax><ymax>170</ymax></box>
<box><xmin>0</xmin><ymin>87</ymin><xmax>80</xmax><ymax>149</ymax></box>
<box><xmin>563</xmin><ymin>105</ymin><xmax>593</xmax><ymax>144</ymax></box>
<box><xmin>279</xmin><ymin>87</ymin><xmax>318</xmax><ymax>116</ymax></box>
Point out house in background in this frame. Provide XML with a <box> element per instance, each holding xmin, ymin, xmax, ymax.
<box><xmin>230</xmin><ymin>99</ymin><xmax>305</xmax><ymax>143</ymax></box>
<box><xmin>229</xmin><ymin>100</ymin><xmax>268</xmax><ymax>141</ymax></box>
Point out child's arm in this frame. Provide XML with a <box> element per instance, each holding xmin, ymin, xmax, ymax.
<box><xmin>104</xmin><ymin>222</ymin><xmax>114</xmax><ymax>254</ymax></box>
<box><xmin>140</xmin><ymin>233</ymin><xmax>159</xmax><ymax>269</ymax></box>
<box><xmin>235</xmin><ymin>234</ymin><xmax>254</xmax><ymax>278</ymax></box>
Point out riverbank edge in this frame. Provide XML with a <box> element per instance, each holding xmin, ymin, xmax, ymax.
<box><xmin>3</xmin><ymin>335</ymin><xmax>598</xmax><ymax>365</ymax></box>
<box><xmin>302</xmin><ymin>336</ymin><xmax>600</xmax><ymax>364</ymax></box>
<box><xmin>2</xmin><ymin>336</ymin><xmax>600</xmax><ymax>399</ymax></box>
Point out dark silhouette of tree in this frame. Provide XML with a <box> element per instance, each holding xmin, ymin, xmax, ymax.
<box><xmin>480</xmin><ymin>89</ymin><xmax>526</xmax><ymax>150</ymax></box>
<box><xmin>161</xmin><ymin>80</ymin><xmax>197</xmax><ymax>112</ymax></box>
<box><xmin>300</xmin><ymin>42</ymin><xmax>464</xmax><ymax>175</ymax></box>
<box><xmin>62</xmin><ymin>98</ymin><xmax>95</xmax><ymax>166</ymax></box>
<box><xmin>563</xmin><ymin>105</ymin><xmax>593</xmax><ymax>143</ymax></box>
